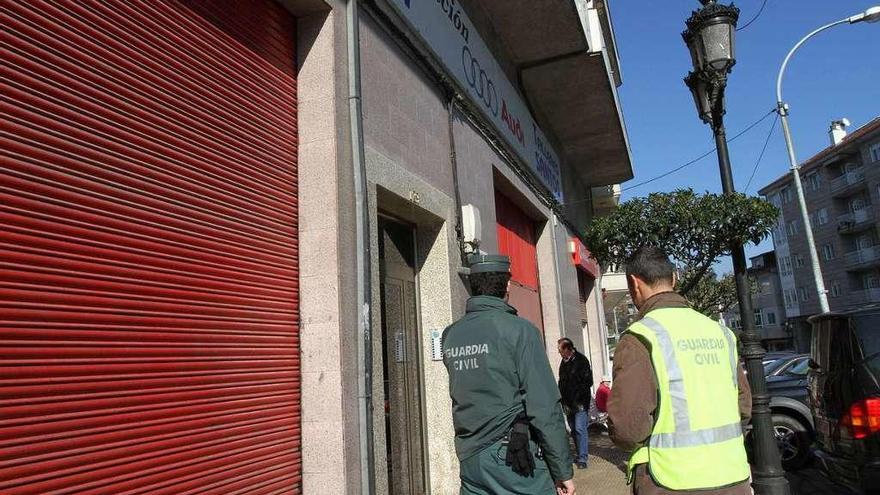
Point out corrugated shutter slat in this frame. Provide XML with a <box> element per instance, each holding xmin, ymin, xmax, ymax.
<box><xmin>1</xmin><ymin>0</ymin><xmax>301</xmax><ymax>493</ymax></box>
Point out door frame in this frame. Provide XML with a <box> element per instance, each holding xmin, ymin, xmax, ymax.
<box><xmin>376</xmin><ymin>211</ymin><xmax>430</xmax><ymax>494</ymax></box>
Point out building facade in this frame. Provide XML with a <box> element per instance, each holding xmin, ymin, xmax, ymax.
<box><xmin>723</xmin><ymin>251</ymin><xmax>790</xmax><ymax>351</ymax></box>
<box><xmin>2</xmin><ymin>0</ymin><xmax>632</xmax><ymax>493</ymax></box>
<box><xmin>759</xmin><ymin>117</ymin><xmax>880</xmax><ymax>351</ymax></box>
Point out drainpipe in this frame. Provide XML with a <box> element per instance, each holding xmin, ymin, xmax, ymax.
<box><xmin>346</xmin><ymin>1</ymin><xmax>375</xmax><ymax>493</ymax></box>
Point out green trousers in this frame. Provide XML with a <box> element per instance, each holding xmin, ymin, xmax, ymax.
<box><xmin>459</xmin><ymin>438</ymin><xmax>557</xmax><ymax>495</ymax></box>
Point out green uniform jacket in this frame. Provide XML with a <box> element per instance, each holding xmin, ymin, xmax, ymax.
<box><xmin>442</xmin><ymin>295</ymin><xmax>573</xmax><ymax>482</ymax></box>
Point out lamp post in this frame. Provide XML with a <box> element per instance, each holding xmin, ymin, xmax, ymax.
<box><xmin>776</xmin><ymin>5</ymin><xmax>880</xmax><ymax>314</ymax></box>
<box><xmin>682</xmin><ymin>2</ymin><xmax>790</xmax><ymax>494</ymax></box>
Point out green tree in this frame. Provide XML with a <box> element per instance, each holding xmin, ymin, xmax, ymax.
<box><xmin>583</xmin><ymin>189</ymin><xmax>777</xmax><ymax>317</ymax></box>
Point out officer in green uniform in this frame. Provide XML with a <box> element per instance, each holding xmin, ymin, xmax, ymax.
<box><xmin>442</xmin><ymin>253</ymin><xmax>576</xmax><ymax>495</ymax></box>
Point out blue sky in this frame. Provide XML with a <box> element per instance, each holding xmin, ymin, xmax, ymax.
<box><xmin>613</xmin><ymin>1</ymin><xmax>880</xmax><ymax>272</ymax></box>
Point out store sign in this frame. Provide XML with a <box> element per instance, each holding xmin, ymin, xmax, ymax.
<box><xmin>569</xmin><ymin>237</ymin><xmax>599</xmax><ymax>278</ymax></box>
<box><xmin>388</xmin><ymin>0</ymin><xmax>564</xmax><ymax>202</ymax></box>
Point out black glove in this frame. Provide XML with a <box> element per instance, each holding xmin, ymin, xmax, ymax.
<box><xmin>505</xmin><ymin>421</ymin><xmax>535</xmax><ymax>477</ymax></box>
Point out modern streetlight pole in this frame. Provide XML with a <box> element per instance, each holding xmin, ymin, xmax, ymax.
<box><xmin>682</xmin><ymin>2</ymin><xmax>789</xmax><ymax>494</ymax></box>
<box><xmin>776</xmin><ymin>6</ymin><xmax>880</xmax><ymax>314</ymax></box>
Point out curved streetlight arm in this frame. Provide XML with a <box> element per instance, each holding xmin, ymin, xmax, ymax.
<box><xmin>776</xmin><ymin>18</ymin><xmax>850</xmax><ymax>105</ymax></box>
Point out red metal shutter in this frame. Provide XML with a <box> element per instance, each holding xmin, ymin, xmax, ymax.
<box><xmin>2</xmin><ymin>1</ymin><xmax>301</xmax><ymax>493</ymax></box>
<box><xmin>495</xmin><ymin>191</ymin><xmax>544</xmax><ymax>331</ymax></box>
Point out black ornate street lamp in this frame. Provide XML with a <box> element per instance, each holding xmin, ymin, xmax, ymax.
<box><xmin>682</xmin><ymin>2</ymin><xmax>791</xmax><ymax>495</ymax></box>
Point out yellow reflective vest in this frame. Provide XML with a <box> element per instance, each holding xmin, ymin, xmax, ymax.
<box><xmin>625</xmin><ymin>307</ymin><xmax>751</xmax><ymax>490</ymax></box>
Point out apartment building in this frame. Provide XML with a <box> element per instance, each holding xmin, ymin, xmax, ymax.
<box><xmin>760</xmin><ymin>117</ymin><xmax>880</xmax><ymax>350</ymax></box>
<box><xmin>723</xmin><ymin>251</ymin><xmax>791</xmax><ymax>350</ymax></box>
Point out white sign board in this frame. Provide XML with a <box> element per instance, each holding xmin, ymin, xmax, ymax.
<box><xmin>388</xmin><ymin>0</ymin><xmax>564</xmax><ymax>202</ymax></box>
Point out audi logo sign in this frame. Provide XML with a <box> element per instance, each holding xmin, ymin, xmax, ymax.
<box><xmin>388</xmin><ymin>0</ymin><xmax>564</xmax><ymax>202</ymax></box>
<box><xmin>461</xmin><ymin>45</ymin><xmax>498</xmax><ymax>116</ymax></box>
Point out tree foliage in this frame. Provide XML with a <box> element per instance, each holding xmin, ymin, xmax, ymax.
<box><xmin>687</xmin><ymin>270</ymin><xmax>740</xmax><ymax>317</ymax></box>
<box><xmin>583</xmin><ymin>189</ymin><xmax>778</xmax><ymax>315</ymax></box>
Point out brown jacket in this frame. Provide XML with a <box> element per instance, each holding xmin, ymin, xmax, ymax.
<box><xmin>608</xmin><ymin>292</ymin><xmax>752</xmax><ymax>495</ymax></box>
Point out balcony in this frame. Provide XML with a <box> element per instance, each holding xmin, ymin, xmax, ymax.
<box><xmin>837</xmin><ymin>208</ymin><xmax>875</xmax><ymax>233</ymax></box>
<box><xmin>845</xmin><ymin>246</ymin><xmax>880</xmax><ymax>269</ymax></box>
<box><xmin>855</xmin><ymin>288</ymin><xmax>880</xmax><ymax>303</ymax></box>
<box><xmin>830</xmin><ymin>169</ymin><xmax>865</xmax><ymax>197</ymax></box>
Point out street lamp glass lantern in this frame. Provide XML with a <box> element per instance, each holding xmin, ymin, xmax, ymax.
<box><xmin>683</xmin><ymin>1</ymin><xmax>740</xmax><ymax>74</ymax></box>
<box><xmin>685</xmin><ymin>72</ymin><xmax>713</xmax><ymax>124</ymax></box>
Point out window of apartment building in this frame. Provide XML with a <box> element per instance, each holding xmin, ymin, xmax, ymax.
<box><xmin>871</xmin><ymin>143</ymin><xmax>880</xmax><ymax>163</ymax></box>
<box><xmin>783</xmin><ymin>288</ymin><xmax>795</xmax><ymax>308</ymax></box>
<box><xmin>769</xmin><ymin>193</ymin><xmax>782</xmax><ymax>207</ymax></box>
<box><xmin>818</xmin><ymin>207</ymin><xmax>829</xmax><ymax>225</ymax></box>
<box><xmin>780</xmin><ymin>256</ymin><xmax>793</xmax><ymax>275</ymax></box>
<box><xmin>795</xmin><ymin>255</ymin><xmax>805</xmax><ymax>268</ymax></box>
<box><xmin>786</xmin><ymin>220</ymin><xmax>799</xmax><ymax>236</ymax></box>
<box><xmin>808</xmin><ymin>212</ymin><xmax>817</xmax><ymax>227</ymax></box>
<box><xmin>851</xmin><ymin>197</ymin><xmax>869</xmax><ymax>212</ymax></box>
<box><xmin>766</xmin><ymin>311</ymin><xmax>777</xmax><ymax>325</ymax></box>
<box><xmin>807</xmin><ymin>172</ymin><xmax>821</xmax><ymax>192</ymax></box>
<box><xmin>772</xmin><ymin>223</ymin><xmax>787</xmax><ymax>245</ymax></box>
<box><xmin>754</xmin><ymin>309</ymin><xmax>764</xmax><ymax>328</ymax></box>
<box><xmin>782</xmin><ymin>186</ymin><xmax>793</xmax><ymax>203</ymax></box>
<box><xmin>831</xmin><ymin>282</ymin><xmax>842</xmax><ymax>298</ymax></box>
<box><xmin>822</xmin><ymin>243</ymin><xmax>836</xmax><ymax>260</ymax></box>
<box><xmin>799</xmin><ymin>287</ymin><xmax>808</xmax><ymax>301</ymax></box>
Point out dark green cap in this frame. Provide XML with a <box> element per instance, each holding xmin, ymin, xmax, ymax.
<box><xmin>468</xmin><ymin>253</ymin><xmax>511</xmax><ymax>274</ymax></box>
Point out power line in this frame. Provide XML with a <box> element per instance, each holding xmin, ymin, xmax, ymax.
<box><xmin>618</xmin><ymin>109</ymin><xmax>776</xmax><ymax>195</ymax></box>
<box><xmin>736</xmin><ymin>0</ymin><xmax>768</xmax><ymax>32</ymax></box>
<box><xmin>744</xmin><ymin>112</ymin><xmax>779</xmax><ymax>193</ymax></box>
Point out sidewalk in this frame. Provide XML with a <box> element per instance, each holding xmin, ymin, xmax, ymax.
<box><xmin>571</xmin><ymin>430</ymin><xmax>630</xmax><ymax>495</ymax></box>
<box><xmin>571</xmin><ymin>430</ymin><xmax>859</xmax><ymax>495</ymax></box>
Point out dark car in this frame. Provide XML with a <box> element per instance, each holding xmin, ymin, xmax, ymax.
<box><xmin>764</xmin><ymin>353</ymin><xmax>814</xmax><ymax>470</ymax></box>
<box><xmin>809</xmin><ymin>308</ymin><xmax>880</xmax><ymax>494</ymax></box>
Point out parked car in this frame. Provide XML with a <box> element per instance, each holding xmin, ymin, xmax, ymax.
<box><xmin>809</xmin><ymin>308</ymin><xmax>880</xmax><ymax>494</ymax></box>
<box><xmin>764</xmin><ymin>353</ymin><xmax>814</xmax><ymax>471</ymax></box>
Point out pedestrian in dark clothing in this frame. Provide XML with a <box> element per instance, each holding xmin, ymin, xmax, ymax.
<box><xmin>443</xmin><ymin>254</ymin><xmax>576</xmax><ymax>495</ymax></box>
<box><xmin>557</xmin><ymin>337</ymin><xmax>593</xmax><ymax>469</ymax></box>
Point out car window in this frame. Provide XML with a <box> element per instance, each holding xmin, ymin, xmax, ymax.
<box><xmin>852</xmin><ymin>314</ymin><xmax>880</xmax><ymax>377</ymax></box>
<box><xmin>764</xmin><ymin>359</ymin><xmax>785</xmax><ymax>375</ymax></box>
<box><xmin>785</xmin><ymin>357</ymin><xmax>809</xmax><ymax>376</ymax></box>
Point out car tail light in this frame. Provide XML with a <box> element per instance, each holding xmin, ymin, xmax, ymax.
<box><xmin>841</xmin><ymin>398</ymin><xmax>880</xmax><ymax>440</ymax></box>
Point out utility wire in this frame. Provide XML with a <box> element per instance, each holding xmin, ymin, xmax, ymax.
<box><xmin>615</xmin><ymin>109</ymin><xmax>776</xmax><ymax>195</ymax></box>
<box><xmin>737</xmin><ymin>0</ymin><xmax>768</xmax><ymax>32</ymax></box>
<box><xmin>744</xmin><ymin>112</ymin><xmax>779</xmax><ymax>193</ymax></box>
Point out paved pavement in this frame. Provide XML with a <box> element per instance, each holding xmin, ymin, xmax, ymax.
<box><xmin>570</xmin><ymin>429</ymin><xmax>858</xmax><ymax>495</ymax></box>
<box><xmin>570</xmin><ymin>430</ymin><xmax>630</xmax><ymax>495</ymax></box>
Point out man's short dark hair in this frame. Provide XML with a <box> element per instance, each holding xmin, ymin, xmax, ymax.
<box><xmin>469</xmin><ymin>271</ymin><xmax>511</xmax><ymax>298</ymax></box>
<box><xmin>557</xmin><ymin>337</ymin><xmax>574</xmax><ymax>351</ymax></box>
<box><xmin>625</xmin><ymin>246</ymin><xmax>675</xmax><ymax>287</ymax></box>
